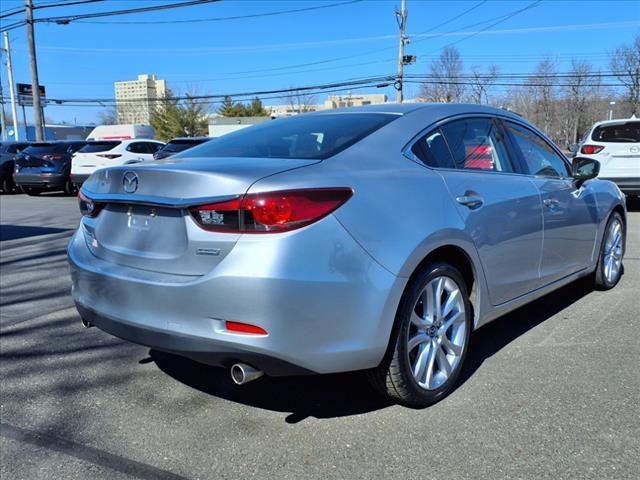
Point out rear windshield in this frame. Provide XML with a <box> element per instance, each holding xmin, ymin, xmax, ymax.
<box><xmin>591</xmin><ymin>122</ymin><xmax>640</xmax><ymax>143</ymax></box>
<box><xmin>176</xmin><ymin>113</ymin><xmax>397</xmax><ymax>160</ymax></box>
<box><xmin>24</xmin><ymin>143</ymin><xmax>64</xmax><ymax>154</ymax></box>
<box><xmin>79</xmin><ymin>141</ymin><xmax>121</xmax><ymax>153</ymax></box>
<box><xmin>161</xmin><ymin>139</ymin><xmax>208</xmax><ymax>154</ymax></box>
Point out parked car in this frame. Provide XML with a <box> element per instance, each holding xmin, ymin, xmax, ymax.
<box><xmin>573</xmin><ymin>118</ymin><xmax>639</xmax><ymax>198</ymax></box>
<box><xmin>86</xmin><ymin>124</ymin><xmax>155</xmax><ymax>141</ymax></box>
<box><xmin>153</xmin><ymin>137</ymin><xmax>211</xmax><ymax>160</ymax></box>
<box><xmin>69</xmin><ymin>104</ymin><xmax>626</xmax><ymax>407</ymax></box>
<box><xmin>71</xmin><ymin>139</ymin><xmax>165</xmax><ymax>186</ymax></box>
<box><xmin>14</xmin><ymin>141</ymin><xmax>87</xmax><ymax>195</ymax></box>
<box><xmin>0</xmin><ymin>141</ymin><xmax>31</xmax><ymax>193</ymax></box>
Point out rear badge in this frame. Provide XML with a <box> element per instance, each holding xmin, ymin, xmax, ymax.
<box><xmin>122</xmin><ymin>171</ymin><xmax>139</xmax><ymax>194</ymax></box>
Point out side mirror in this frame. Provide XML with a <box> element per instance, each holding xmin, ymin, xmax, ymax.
<box><xmin>568</xmin><ymin>143</ymin><xmax>579</xmax><ymax>154</ymax></box>
<box><xmin>572</xmin><ymin>157</ymin><xmax>600</xmax><ymax>187</ymax></box>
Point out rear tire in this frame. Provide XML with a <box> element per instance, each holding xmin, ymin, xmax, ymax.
<box><xmin>64</xmin><ymin>178</ymin><xmax>77</xmax><ymax>196</ymax></box>
<box><xmin>1</xmin><ymin>176</ymin><xmax>17</xmax><ymax>194</ymax></box>
<box><xmin>594</xmin><ymin>212</ymin><xmax>625</xmax><ymax>290</ymax></box>
<box><xmin>368</xmin><ymin>261</ymin><xmax>472</xmax><ymax>407</ymax></box>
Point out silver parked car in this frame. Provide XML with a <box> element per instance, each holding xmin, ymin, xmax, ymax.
<box><xmin>69</xmin><ymin>104</ymin><xmax>626</xmax><ymax>407</ymax></box>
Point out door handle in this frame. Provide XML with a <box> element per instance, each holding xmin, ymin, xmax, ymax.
<box><xmin>455</xmin><ymin>195</ymin><xmax>484</xmax><ymax>209</ymax></box>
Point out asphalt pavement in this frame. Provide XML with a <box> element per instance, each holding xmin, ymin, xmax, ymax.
<box><xmin>1</xmin><ymin>193</ymin><xmax>638</xmax><ymax>480</ymax></box>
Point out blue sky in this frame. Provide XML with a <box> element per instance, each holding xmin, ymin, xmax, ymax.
<box><xmin>1</xmin><ymin>0</ymin><xmax>639</xmax><ymax>124</ymax></box>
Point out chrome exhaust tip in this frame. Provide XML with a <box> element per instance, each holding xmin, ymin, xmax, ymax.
<box><xmin>230</xmin><ymin>363</ymin><xmax>263</xmax><ymax>385</ymax></box>
<box><xmin>81</xmin><ymin>318</ymin><xmax>93</xmax><ymax>329</ymax></box>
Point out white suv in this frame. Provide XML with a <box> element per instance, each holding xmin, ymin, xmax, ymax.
<box><xmin>71</xmin><ymin>139</ymin><xmax>165</xmax><ymax>186</ymax></box>
<box><xmin>577</xmin><ymin>119</ymin><xmax>639</xmax><ymax>198</ymax></box>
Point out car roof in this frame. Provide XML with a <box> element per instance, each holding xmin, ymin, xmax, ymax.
<box><xmin>309</xmin><ymin>102</ymin><xmax>525</xmax><ymax>121</ymax></box>
<box><xmin>590</xmin><ymin>118</ymin><xmax>640</xmax><ymax>129</ymax></box>
<box><xmin>167</xmin><ymin>137</ymin><xmax>210</xmax><ymax>141</ymax></box>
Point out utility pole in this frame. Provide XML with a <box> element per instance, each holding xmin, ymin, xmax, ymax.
<box><xmin>4</xmin><ymin>32</ymin><xmax>20</xmax><ymax>140</ymax></box>
<box><xmin>25</xmin><ymin>0</ymin><xmax>45</xmax><ymax>141</ymax></box>
<box><xmin>395</xmin><ymin>0</ymin><xmax>407</xmax><ymax>104</ymax></box>
<box><xmin>0</xmin><ymin>80</ymin><xmax>6</xmax><ymax>141</ymax></box>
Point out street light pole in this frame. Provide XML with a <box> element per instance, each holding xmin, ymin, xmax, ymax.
<box><xmin>3</xmin><ymin>32</ymin><xmax>20</xmax><ymax>141</ymax></box>
<box><xmin>395</xmin><ymin>0</ymin><xmax>407</xmax><ymax>104</ymax></box>
<box><xmin>25</xmin><ymin>0</ymin><xmax>45</xmax><ymax>142</ymax></box>
<box><xmin>608</xmin><ymin>101</ymin><xmax>616</xmax><ymax>121</ymax></box>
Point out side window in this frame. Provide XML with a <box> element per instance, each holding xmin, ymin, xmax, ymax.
<box><xmin>145</xmin><ymin>142</ymin><xmax>163</xmax><ymax>154</ymax></box>
<box><xmin>126</xmin><ymin>142</ymin><xmax>144</xmax><ymax>154</ymax></box>
<box><xmin>67</xmin><ymin>143</ymin><xmax>84</xmax><ymax>154</ymax></box>
<box><xmin>411</xmin><ymin>128</ymin><xmax>456</xmax><ymax>168</ymax></box>
<box><xmin>440</xmin><ymin>118</ymin><xmax>514</xmax><ymax>172</ymax></box>
<box><xmin>504</xmin><ymin>122</ymin><xmax>571</xmax><ymax>177</ymax></box>
<box><xmin>6</xmin><ymin>145</ymin><xmax>18</xmax><ymax>154</ymax></box>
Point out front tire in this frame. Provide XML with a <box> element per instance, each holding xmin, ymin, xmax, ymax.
<box><xmin>594</xmin><ymin>212</ymin><xmax>625</xmax><ymax>290</ymax></box>
<box><xmin>369</xmin><ymin>262</ymin><xmax>472</xmax><ymax>407</ymax></box>
<box><xmin>63</xmin><ymin>178</ymin><xmax>77</xmax><ymax>196</ymax></box>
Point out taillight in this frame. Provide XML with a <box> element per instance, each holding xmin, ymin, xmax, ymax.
<box><xmin>97</xmin><ymin>154</ymin><xmax>122</xmax><ymax>159</ymax></box>
<box><xmin>78</xmin><ymin>191</ymin><xmax>104</xmax><ymax>218</ymax></box>
<box><xmin>43</xmin><ymin>154</ymin><xmax>63</xmax><ymax>161</ymax></box>
<box><xmin>581</xmin><ymin>145</ymin><xmax>604</xmax><ymax>155</ymax></box>
<box><xmin>225</xmin><ymin>321</ymin><xmax>268</xmax><ymax>335</ymax></box>
<box><xmin>189</xmin><ymin>188</ymin><xmax>353</xmax><ymax>233</ymax></box>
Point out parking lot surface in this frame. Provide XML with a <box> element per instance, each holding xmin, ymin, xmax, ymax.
<box><xmin>1</xmin><ymin>193</ymin><xmax>638</xmax><ymax>480</ymax></box>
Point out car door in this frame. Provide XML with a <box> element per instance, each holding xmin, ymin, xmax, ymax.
<box><xmin>409</xmin><ymin>117</ymin><xmax>544</xmax><ymax>306</ymax></box>
<box><xmin>125</xmin><ymin>142</ymin><xmax>149</xmax><ymax>163</ymax></box>
<box><xmin>503</xmin><ymin>120</ymin><xmax>598</xmax><ymax>285</ymax></box>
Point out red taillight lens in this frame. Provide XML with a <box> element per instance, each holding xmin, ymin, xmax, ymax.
<box><xmin>189</xmin><ymin>188</ymin><xmax>353</xmax><ymax>233</ymax></box>
<box><xmin>225</xmin><ymin>321</ymin><xmax>268</xmax><ymax>335</ymax></box>
<box><xmin>43</xmin><ymin>154</ymin><xmax>63</xmax><ymax>161</ymax></box>
<box><xmin>580</xmin><ymin>145</ymin><xmax>604</xmax><ymax>155</ymax></box>
<box><xmin>78</xmin><ymin>191</ymin><xmax>104</xmax><ymax>218</ymax></box>
<box><xmin>97</xmin><ymin>154</ymin><xmax>122</xmax><ymax>159</ymax></box>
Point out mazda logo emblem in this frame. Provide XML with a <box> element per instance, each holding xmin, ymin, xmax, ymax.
<box><xmin>122</xmin><ymin>171</ymin><xmax>139</xmax><ymax>194</ymax></box>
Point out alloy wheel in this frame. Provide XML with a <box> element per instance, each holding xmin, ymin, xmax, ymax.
<box><xmin>603</xmin><ymin>218</ymin><xmax>623</xmax><ymax>284</ymax></box>
<box><xmin>407</xmin><ymin>276</ymin><xmax>467</xmax><ymax>390</ymax></box>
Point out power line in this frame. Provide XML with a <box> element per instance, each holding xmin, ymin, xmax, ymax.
<box><xmin>75</xmin><ymin>0</ymin><xmax>364</xmax><ymax>25</ymax></box>
<box><xmin>37</xmin><ymin>0</ymin><xmax>221</xmax><ymax>24</ymax></box>
<box><xmin>0</xmin><ymin>0</ymin><xmax>105</xmax><ymax>19</ymax></box>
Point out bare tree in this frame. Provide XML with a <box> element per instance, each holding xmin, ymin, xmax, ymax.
<box><xmin>468</xmin><ymin>65</ymin><xmax>499</xmax><ymax>104</ymax></box>
<box><xmin>420</xmin><ymin>46</ymin><xmax>465</xmax><ymax>103</ymax></box>
<box><xmin>563</xmin><ymin>59</ymin><xmax>602</xmax><ymax>144</ymax></box>
<box><xmin>610</xmin><ymin>33</ymin><xmax>640</xmax><ymax>116</ymax></box>
<box><xmin>526</xmin><ymin>58</ymin><xmax>557</xmax><ymax>134</ymax></box>
<box><xmin>97</xmin><ymin>107</ymin><xmax>118</xmax><ymax>125</ymax></box>
<box><xmin>285</xmin><ymin>90</ymin><xmax>318</xmax><ymax>113</ymax></box>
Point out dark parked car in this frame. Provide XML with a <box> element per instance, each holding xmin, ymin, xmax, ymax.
<box><xmin>0</xmin><ymin>141</ymin><xmax>32</xmax><ymax>193</ymax></box>
<box><xmin>14</xmin><ymin>141</ymin><xmax>87</xmax><ymax>196</ymax></box>
<box><xmin>153</xmin><ymin>137</ymin><xmax>210</xmax><ymax>160</ymax></box>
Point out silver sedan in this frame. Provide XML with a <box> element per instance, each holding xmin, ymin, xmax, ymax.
<box><xmin>69</xmin><ymin>104</ymin><xmax>626</xmax><ymax>407</ymax></box>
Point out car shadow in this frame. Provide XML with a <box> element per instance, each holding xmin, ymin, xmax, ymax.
<box><xmin>0</xmin><ymin>224</ymin><xmax>73</xmax><ymax>241</ymax></box>
<box><xmin>150</xmin><ymin>276</ymin><xmax>595</xmax><ymax>423</ymax></box>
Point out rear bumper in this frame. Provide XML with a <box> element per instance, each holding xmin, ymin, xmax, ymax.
<box><xmin>14</xmin><ymin>171</ymin><xmax>67</xmax><ymax>188</ymax></box>
<box><xmin>600</xmin><ymin>177</ymin><xmax>640</xmax><ymax>195</ymax></box>
<box><xmin>68</xmin><ymin>216</ymin><xmax>404</xmax><ymax>375</ymax></box>
<box><xmin>71</xmin><ymin>173</ymin><xmax>90</xmax><ymax>186</ymax></box>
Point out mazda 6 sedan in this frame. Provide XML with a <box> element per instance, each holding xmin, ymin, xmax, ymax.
<box><xmin>68</xmin><ymin>104</ymin><xmax>626</xmax><ymax>407</ymax></box>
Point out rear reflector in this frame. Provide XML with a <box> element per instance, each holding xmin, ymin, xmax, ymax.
<box><xmin>190</xmin><ymin>188</ymin><xmax>353</xmax><ymax>233</ymax></box>
<box><xmin>581</xmin><ymin>145</ymin><xmax>604</xmax><ymax>155</ymax></box>
<box><xmin>225</xmin><ymin>321</ymin><xmax>268</xmax><ymax>335</ymax></box>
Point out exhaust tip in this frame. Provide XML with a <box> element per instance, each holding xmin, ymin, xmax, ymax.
<box><xmin>231</xmin><ymin>363</ymin><xmax>263</xmax><ymax>385</ymax></box>
<box><xmin>81</xmin><ymin>318</ymin><xmax>93</xmax><ymax>329</ymax></box>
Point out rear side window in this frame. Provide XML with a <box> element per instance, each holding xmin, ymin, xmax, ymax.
<box><xmin>143</xmin><ymin>142</ymin><xmax>163</xmax><ymax>153</ymax></box>
<box><xmin>126</xmin><ymin>142</ymin><xmax>147</xmax><ymax>154</ymax></box>
<box><xmin>79</xmin><ymin>141</ymin><xmax>121</xmax><ymax>153</ymax></box>
<box><xmin>411</xmin><ymin>129</ymin><xmax>456</xmax><ymax>169</ymax></box>
<box><xmin>505</xmin><ymin>122</ymin><xmax>570</xmax><ymax>177</ymax></box>
<box><xmin>591</xmin><ymin>122</ymin><xmax>640</xmax><ymax>143</ymax></box>
<box><xmin>161</xmin><ymin>139</ymin><xmax>207</xmax><ymax>154</ymax></box>
<box><xmin>177</xmin><ymin>113</ymin><xmax>397</xmax><ymax>160</ymax></box>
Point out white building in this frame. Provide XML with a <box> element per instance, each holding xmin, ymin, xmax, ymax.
<box><xmin>115</xmin><ymin>74</ymin><xmax>167</xmax><ymax>124</ymax></box>
<box><xmin>324</xmin><ymin>93</ymin><xmax>387</xmax><ymax>109</ymax></box>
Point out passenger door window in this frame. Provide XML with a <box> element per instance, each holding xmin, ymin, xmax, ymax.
<box><xmin>440</xmin><ymin>118</ymin><xmax>514</xmax><ymax>173</ymax></box>
<box><xmin>126</xmin><ymin>142</ymin><xmax>145</xmax><ymax>154</ymax></box>
<box><xmin>143</xmin><ymin>142</ymin><xmax>163</xmax><ymax>154</ymax></box>
<box><xmin>504</xmin><ymin>122</ymin><xmax>571</xmax><ymax>177</ymax></box>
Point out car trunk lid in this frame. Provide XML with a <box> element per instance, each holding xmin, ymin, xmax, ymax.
<box><xmin>80</xmin><ymin>156</ymin><xmax>319</xmax><ymax>275</ymax></box>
